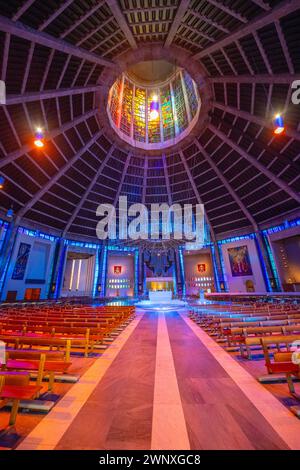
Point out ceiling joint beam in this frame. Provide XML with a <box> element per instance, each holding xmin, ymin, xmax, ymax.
<box><xmin>165</xmin><ymin>0</ymin><xmax>191</xmax><ymax>47</ymax></box>
<box><xmin>0</xmin><ymin>15</ymin><xmax>116</xmax><ymax>69</ymax></box>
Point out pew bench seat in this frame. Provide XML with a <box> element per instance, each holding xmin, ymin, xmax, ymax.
<box><xmin>0</xmin><ymin>377</ymin><xmax>42</xmax><ymax>426</ymax></box>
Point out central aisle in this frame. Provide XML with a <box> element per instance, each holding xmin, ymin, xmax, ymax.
<box><xmin>18</xmin><ymin>310</ymin><xmax>300</xmax><ymax>450</ymax></box>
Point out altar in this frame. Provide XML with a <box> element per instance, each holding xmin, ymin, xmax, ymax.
<box><xmin>149</xmin><ymin>290</ymin><xmax>173</xmax><ymax>302</ymax></box>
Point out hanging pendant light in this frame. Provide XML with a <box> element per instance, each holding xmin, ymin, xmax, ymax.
<box><xmin>149</xmin><ymin>94</ymin><xmax>159</xmax><ymax>121</ymax></box>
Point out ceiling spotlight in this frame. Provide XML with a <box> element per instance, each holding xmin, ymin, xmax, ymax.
<box><xmin>34</xmin><ymin>127</ymin><xmax>45</xmax><ymax>148</ymax></box>
<box><xmin>273</xmin><ymin>113</ymin><xmax>285</xmax><ymax>135</ymax></box>
<box><xmin>34</xmin><ymin>139</ymin><xmax>44</xmax><ymax>148</ymax></box>
<box><xmin>6</xmin><ymin>207</ymin><xmax>13</xmax><ymax>218</ymax></box>
<box><xmin>0</xmin><ymin>175</ymin><xmax>4</xmax><ymax>189</ymax></box>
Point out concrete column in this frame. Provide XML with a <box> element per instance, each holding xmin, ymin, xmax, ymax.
<box><xmin>211</xmin><ymin>243</ymin><xmax>225</xmax><ymax>292</ymax></box>
<box><xmin>0</xmin><ymin>219</ymin><xmax>19</xmax><ymax>300</ymax></box>
<box><xmin>255</xmin><ymin>231</ymin><xmax>282</xmax><ymax>292</ymax></box>
<box><xmin>49</xmin><ymin>239</ymin><xmax>67</xmax><ymax>299</ymax></box>
<box><xmin>138</xmin><ymin>248</ymin><xmax>144</xmax><ymax>297</ymax></box>
<box><xmin>99</xmin><ymin>243</ymin><xmax>108</xmax><ymax>298</ymax></box>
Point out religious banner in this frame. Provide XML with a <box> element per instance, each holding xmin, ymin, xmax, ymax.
<box><xmin>12</xmin><ymin>243</ymin><xmax>31</xmax><ymax>280</ymax></box>
<box><xmin>228</xmin><ymin>245</ymin><xmax>253</xmax><ymax>277</ymax></box>
<box><xmin>197</xmin><ymin>263</ymin><xmax>206</xmax><ymax>273</ymax></box>
<box><xmin>114</xmin><ymin>265</ymin><xmax>122</xmax><ymax>275</ymax></box>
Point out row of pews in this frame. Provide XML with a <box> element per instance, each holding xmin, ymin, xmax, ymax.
<box><xmin>189</xmin><ymin>302</ymin><xmax>300</xmax><ymax>416</ymax></box>
<box><xmin>0</xmin><ymin>304</ymin><xmax>135</xmax><ymax>429</ymax></box>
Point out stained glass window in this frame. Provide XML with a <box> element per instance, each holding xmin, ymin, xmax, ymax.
<box><xmin>183</xmin><ymin>70</ymin><xmax>198</xmax><ymax>118</ymax></box>
<box><xmin>161</xmin><ymin>85</ymin><xmax>175</xmax><ymax>141</ymax></box>
<box><xmin>133</xmin><ymin>87</ymin><xmax>146</xmax><ymax>142</ymax></box>
<box><xmin>173</xmin><ymin>73</ymin><xmax>188</xmax><ymax>133</ymax></box>
<box><xmin>109</xmin><ymin>75</ymin><xmax>122</xmax><ymax>127</ymax></box>
<box><xmin>120</xmin><ymin>78</ymin><xmax>133</xmax><ymax>136</ymax></box>
<box><xmin>148</xmin><ymin>91</ymin><xmax>160</xmax><ymax>144</ymax></box>
<box><xmin>107</xmin><ymin>69</ymin><xmax>200</xmax><ymax>150</ymax></box>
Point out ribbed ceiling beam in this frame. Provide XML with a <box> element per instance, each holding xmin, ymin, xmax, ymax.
<box><xmin>210</xmin><ymin>74</ymin><xmax>300</xmax><ymax>84</ymax></box>
<box><xmin>112</xmin><ymin>152</ymin><xmax>132</xmax><ymax>207</ymax></box>
<box><xmin>62</xmin><ymin>145</ymin><xmax>116</xmax><ymax>236</ymax></box>
<box><xmin>209</xmin><ymin>124</ymin><xmax>300</xmax><ymax>204</ymax></box>
<box><xmin>213</xmin><ymin>101</ymin><xmax>300</xmax><ymax>142</ymax></box>
<box><xmin>186</xmin><ymin>9</ymin><xmax>230</xmax><ymax>34</ymax></box>
<box><xmin>194</xmin><ymin>0</ymin><xmax>300</xmax><ymax>59</ymax></box>
<box><xmin>60</xmin><ymin>1</ymin><xmax>107</xmax><ymax>39</ymax></box>
<box><xmin>165</xmin><ymin>0</ymin><xmax>191</xmax><ymax>47</ymax></box>
<box><xmin>0</xmin><ymin>15</ymin><xmax>116</xmax><ymax>68</ymax></box>
<box><xmin>0</xmin><ymin>109</ymin><xmax>98</xmax><ymax>168</ymax></box>
<box><xmin>162</xmin><ymin>154</ymin><xmax>172</xmax><ymax>206</ymax></box>
<box><xmin>39</xmin><ymin>0</ymin><xmax>74</xmax><ymax>31</ymax></box>
<box><xmin>179</xmin><ymin>150</ymin><xmax>216</xmax><ymax>241</ymax></box>
<box><xmin>16</xmin><ymin>130</ymin><xmax>104</xmax><ymax>219</ymax></box>
<box><xmin>206</xmin><ymin>0</ymin><xmax>247</xmax><ymax>23</ymax></box>
<box><xmin>6</xmin><ymin>85</ymin><xmax>101</xmax><ymax>105</ymax></box>
<box><xmin>106</xmin><ymin>0</ymin><xmax>137</xmax><ymax>49</ymax></box>
<box><xmin>251</xmin><ymin>0</ymin><xmax>271</xmax><ymax>11</ymax></box>
<box><xmin>12</xmin><ymin>0</ymin><xmax>36</xmax><ymax>21</ymax></box>
<box><xmin>194</xmin><ymin>140</ymin><xmax>258</xmax><ymax>230</ymax></box>
<box><xmin>142</xmin><ymin>158</ymin><xmax>148</xmax><ymax>205</ymax></box>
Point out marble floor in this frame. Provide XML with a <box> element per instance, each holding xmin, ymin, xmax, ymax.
<box><xmin>16</xmin><ymin>309</ymin><xmax>300</xmax><ymax>450</ymax></box>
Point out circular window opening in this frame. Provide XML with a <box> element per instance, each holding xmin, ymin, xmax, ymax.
<box><xmin>107</xmin><ymin>60</ymin><xmax>201</xmax><ymax>151</ymax></box>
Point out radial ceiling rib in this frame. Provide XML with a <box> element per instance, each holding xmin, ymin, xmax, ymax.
<box><xmin>142</xmin><ymin>158</ymin><xmax>148</xmax><ymax>205</ymax></box>
<box><xmin>0</xmin><ymin>109</ymin><xmax>98</xmax><ymax>168</ymax></box>
<box><xmin>209</xmin><ymin>124</ymin><xmax>300</xmax><ymax>204</ymax></box>
<box><xmin>60</xmin><ymin>1</ymin><xmax>107</xmax><ymax>39</ymax></box>
<box><xmin>106</xmin><ymin>0</ymin><xmax>137</xmax><ymax>49</ymax></box>
<box><xmin>206</xmin><ymin>0</ymin><xmax>247</xmax><ymax>23</ymax></box>
<box><xmin>76</xmin><ymin>16</ymin><xmax>114</xmax><ymax>47</ymax></box>
<box><xmin>194</xmin><ymin>0</ymin><xmax>300</xmax><ymax>59</ymax></box>
<box><xmin>16</xmin><ymin>130</ymin><xmax>104</xmax><ymax>220</ymax></box>
<box><xmin>39</xmin><ymin>0</ymin><xmax>75</xmax><ymax>31</ymax></box>
<box><xmin>187</xmin><ymin>9</ymin><xmax>230</xmax><ymax>34</ymax></box>
<box><xmin>210</xmin><ymin>74</ymin><xmax>300</xmax><ymax>84</ymax></box>
<box><xmin>194</xmin><ymin>140</ymin><xmax>258</xmax><ymax>230</ymax></box>
<box><xmin>165</xmin><ymin>0</ymin><xmax>191</xmax><ymax>47</ymax></box>
<box><xmin>12</xmin><ymin>0</ymin><xmax>36</xmax><ymax>21</ymax></box>
<box><xmin>251</xmin><ymin>0</ymin><xmax>271</xmax><ymax>10</ymax></box>
<box><xmin>6</xmin><ymin>85</ymin><xmax>101</xmax><ymax>105</ymax></box>
<box><xmin>275</xmin><ymin>20</ymin><xmax>294</xmax><ymax>74</ymax></box>
<box><xmin>213</xmin><ymin>102</ymin><xmax>300</xmax><ymax>142</ymax></box>
<box><xmin>1</xmin><ymin>32</ymin><xmax>10</xmax><ymax>81</ymax></box>
<box><xmin>179</xmin><ymin>150</ymin><xmax>216</xmax><ymax>241</ymax></box>
<box><xmin>112</xmin><ymin>153</ymin><xmax>132</xmax><ymax>207</ymax></box>
<box><xmin>0</xmin><ymin>15</ymin><xmax>116</xmax><ymax>68</ymax></box>
<box><xmin>62</xmin><ymin>145</ymin><xmax>116</xmax><ymax>236</ymax></box>
<box><xmin>162</xmin><ymin>154</ymin><xmax>172</xmax><ymax>206</ymax></box>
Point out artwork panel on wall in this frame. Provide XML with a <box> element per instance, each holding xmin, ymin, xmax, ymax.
<box><xmin>228</xmin><ymin>245</ymin><xmax>253</xmax><ymax>277</ymax></box>
<box><xmin>197</xmin><ymin>263</ymin><xmax>206</xmax><ymax>273</ymax></box>
<box><xmin>114</xmin><ymin>266</ymin><xmax>122</xmax><ymax>274</ymax></box>
<box><xmin>12</xmin><ymin>243</ymin><xmax>31</xmax><ymax>280</ymax></box>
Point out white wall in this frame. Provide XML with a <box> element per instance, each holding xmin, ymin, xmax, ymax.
<box><xmin>62</xmin><ymin>256</ymin><xmax>95</xmax><ymax>297</ymax></box>
<box><xmin>221</xmin><ymin>238</ymin><xmax>266</xmax><ymax>293</ymax></box>
<box><xmin>2</xmin><ymin>232</ymin><xmax>56</xmax><ymax>301</ymax></box>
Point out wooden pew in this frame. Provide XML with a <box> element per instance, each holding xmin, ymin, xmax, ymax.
<box><xmin>261</xmin><ymin>337</ymin><xmax>300</xmax><ymax>398</ymax></box>
<box><xmin>0</xmin><ymin>335</ymin><xmax>72</xmax><ymax>361</ymax></box>
<box><xmin>0</xmin><ymin>375</ymin><xmax>42</xmax><ymax>426</ymax></box>
<box><xmin>3</xmin><ymin>354</ymin><xmax>72</xmax><ymax>392</ymax></box>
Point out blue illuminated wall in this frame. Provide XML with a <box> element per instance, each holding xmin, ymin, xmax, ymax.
<box><xmin>0</xmin><ymin>216</ymin><xmax>299</xmax><ymax>299</ymax></box>
<box><xmin>1</xmin><ymin>227</ymin><xmax>58</xmax><ymax>301</ymax></box>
